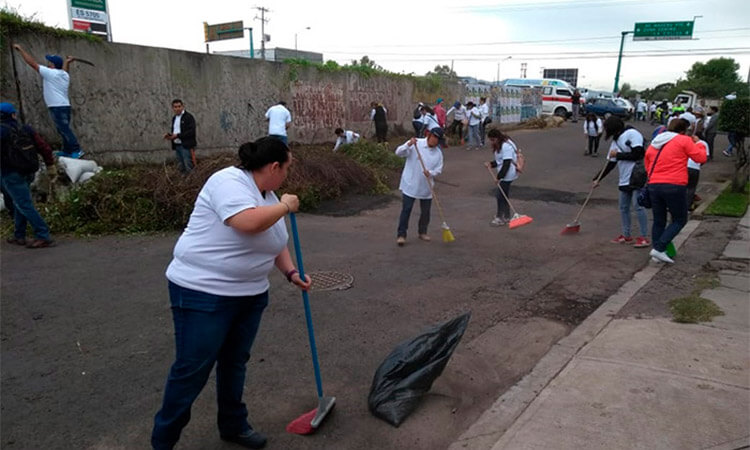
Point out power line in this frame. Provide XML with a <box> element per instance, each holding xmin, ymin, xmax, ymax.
<box><xmin>324</xmin><ymin>47</ymin><xmax>750</xmax><ymax>58</ymax></box>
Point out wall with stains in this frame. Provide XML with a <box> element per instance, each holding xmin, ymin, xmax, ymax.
<box><xmin>2</xmin><ymin>32</ymin><xmax>463</xmax><ymax>163</ymax></box>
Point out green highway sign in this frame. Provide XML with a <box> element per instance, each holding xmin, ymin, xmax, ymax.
<box><xmin>71</xmin><ymin>0</ymin><xmax>106</xmax><ymax>12</ymax></box>
<box><xmin>633</xmin><ymin>21</ymin><xmax>694</xmax><ymax>41</ymax></box>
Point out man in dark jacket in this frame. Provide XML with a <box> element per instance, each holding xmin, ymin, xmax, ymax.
<box><xmin>0</xmin><ymin>102</ymin><xmax>56</xmax><ymax>248</ymax></box>
<box><xmin>370</xmin><ymin>101</ymin><xmax>388</xmax><ymax>143</ymax></box>
<box><xmin>164</xmin><ymin>99</ymin><xmax>196</xmax><ymax>174</ymax></box>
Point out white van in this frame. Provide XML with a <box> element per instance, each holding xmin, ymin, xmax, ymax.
<box><xmin>499</xmin><ymin>78</ymin><xmax>575</xmax><ymax>117</ymax></box>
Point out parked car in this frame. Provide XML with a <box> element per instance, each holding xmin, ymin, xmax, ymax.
<box><xmin>614</xmin><ymin>98</ymin><xmax>635</xmax><ymax>116</ymax></box>
<box><xmin>583</xmin><ymin>98</ymin><xmax>630</xmax><ymax>119</ymax></box>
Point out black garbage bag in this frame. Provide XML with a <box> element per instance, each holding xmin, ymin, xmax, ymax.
<box><xmin>368</xmin><ymin>312</ymin><xmax>471</xmax><ymax>427</ymax></box>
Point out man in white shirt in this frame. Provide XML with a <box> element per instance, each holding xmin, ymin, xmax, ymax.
<box><xmin>265</xmin><ymin>101</ymin><xmax>292</xmax><ymax>145</ymax></box>
<box><xmin>466</xmin><ymin>101</ymin><xmax>483</xmax><ymax>149</ymax></box>
<box><xmin>332</xmin><ymin>128</ymin><xmax>360</xmax><ymax>152</ymax></box>
<box><xmin>478</xmin><ymin>97</ymin><xmax>490</xmax><ymax>146</ymax></box>
<box><xmin>636</xmin><ymin>100</ymin><xmax>647</xmax><ymax>121</ymax></box>
<box><xmin>13</xmin><ymin>44</ymin><xmax>84</xmax><ymax>158</ymax></box>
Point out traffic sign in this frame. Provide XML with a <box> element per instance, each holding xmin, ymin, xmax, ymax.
<box><xmin>71</xmin><ymin>0</ymin><xmax>106</xmax><ymax>12</ymax></box>
<box><xmin>204</xmin><ymin>21</ymin><xmax>244</xmax><ymax>42</ymax></box>
<box><xmin>633</xmin><ymin>21</ymin><xmax>694</xmax><ymax>41</ymax></box>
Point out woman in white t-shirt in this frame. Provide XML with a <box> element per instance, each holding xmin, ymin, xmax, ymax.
<box><xmin>152</xmin><ymin>137</ymin><xmax>311</xmax><ymax>450</ymax></box>
<box><xmin>485</xmin><ymin>129</ymin><xmax>519</xmax><ymax>226</ymax></box>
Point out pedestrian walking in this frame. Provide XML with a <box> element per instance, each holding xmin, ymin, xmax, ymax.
<box><xmin>332</xmin><ymin>128</ymin><xmax>360</xmax><ymax>152</ymax></box>
<box><xmin>446</xmin><ymin>101</ymin><xmax>467</xmax><ymax>145</ymax></box>
<box><xmin>394</xmin><ymin>127</ymin><xmax>444</xmax><ymax>246</ymax></box>
<box><xmin>265</xmin><ymin>100</ymin><xmax>292</xmax><ymax>145</ymax></box>
<box><xmin>571</xmin><ymin>89</ymin><xmax>581</xmax><ymax>122</ymax></box>
<box><xmin>370</xmin><ymin>102</ymin><xmax>388</xmax><ymax>143</ymax></box>
<box><xmin>485</xmin><ymin>129</ymin><xmax>520</xmax><ymax>226</ymax></box>
<box><xmin>592</xmin><ymin>116</ymin><xmax>650</xmax><ymax>248</ymax></box>
<box><xmin>163</xmin><ymin>99</ymin><xmax>196</xmax><ymax>174</ymax></box>
<box><xmin>645</xmin><ymin>118</ymin><xmax>707</xmax><ymax>263</ymax></box>
<box><xmin>583</xmin><ymin>113</ymin><xmax>603</xmax><ymax>156</ymax></box>
<box><xmin>466</xmin><ymin>101</ymin><xmax>482</xmax><ymax>149</ymax></box>
<box><xmin>13</xmin><ymin>44</ymin><xmax>84</xmax><ymax>158</ymax></box>
<box><xmin>704</xmin><ymin>106</ymin><xmax>718</xmax><ymax>160</ymax></box>
<box><xmin>636</xmin><ymin>100</ymin><xmax>647</xmax><ymax>121</ymax></box>
<box><xmin>0</xmin><ymin>102</ymin><xmax>56</xmax><ymax>249</ymax></box>
<box><xmin>151</xmin><ymin>136</ymin><xmax>312</xmax><ymax>450</ymax></box>
<box><xmin>478</xmin><ymin>97</ymin><xmax>490</xmax><ymax>145</ymax></box>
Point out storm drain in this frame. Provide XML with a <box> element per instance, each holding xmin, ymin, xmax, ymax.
<box><xmin>307</xmin><ymin>271</ymin><xmax>354</xmax><ymax>291</ymax></box>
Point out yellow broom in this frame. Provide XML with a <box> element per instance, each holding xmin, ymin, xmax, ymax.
<box><xmin>414</xmin><ymin>146</ymin><xmax>455</xmax><ymax>242</ymax></box>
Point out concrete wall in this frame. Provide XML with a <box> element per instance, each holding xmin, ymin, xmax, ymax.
<box><xmin>1</xmin><ymin>31</ymin><xmax>464</xmax><ymax>164</ymax></box>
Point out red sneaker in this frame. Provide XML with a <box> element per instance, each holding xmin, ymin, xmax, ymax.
<box><xmin>633</xmin><ymin>236</ymin><xmax>651</xmax><ymax>248</ymax></box>
<box><xmin>610</xmin><ymin>235</ymin><xmax>633</xmax><ymax>244</ymax></box>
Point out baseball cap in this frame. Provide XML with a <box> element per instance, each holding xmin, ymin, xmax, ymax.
<box><xmin>428</xmin><ymin>127</ymin><xmax>446</xmax><ymax>146</ymax></box>
<box><xmin>0</xmin><ymin>102</ymin><xmax>16</xmax><ymax>114</ymax></box>
<box><xmin>45</xmin><ymin>54</ymin><xmax>63</xmax><ymax>69</ymax></box>
<box><xmin>436</xmin><ymin>98</ymin><xmax>443</xmax><ymax>104</ymax></box>
<box><xmin>453</xmin><ymin>101</ymin><xmax>461</xmax><ymax>108</ymax></box>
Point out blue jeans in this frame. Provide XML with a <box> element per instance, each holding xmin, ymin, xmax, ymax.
<box><xmin>269</xmin><ymin>134</ymin><xmax>288</xmax><ymax>145</ymax></box>
<box><xmin>649</xmin><ymin>184</ymin><xmax>688</xmax><ymax>252</ymax></box>
<box><xmin>495</xmin><ymin>181</ymin><xmax>512</xmax><ymax>219</ymax></box>
<box><xmin>397</xmin><ymin>193</ymin><xmax>431</xmax><ymax>237</ymax></box>
<box><xmin>152</xmin><ymin>282</ymin><xmax>269</xmax><ymax>449</ymax></box>
<box><xmin>48</xmin><ymin>106</ymin><xmax>80</xmax><ymax>154</ymax></box>
<box><xmin>0</xmin><ymin>171</ymin><xmax>50</xmax><ymax>241</ymax></box>
<box><xmin>468</xmin><ymin>124</ymin><xmax>480</xmax><ymax>147</ymax></box>
<box><xmin>174</xmin><ymin>144</ymin><xmax>194</xmax><ymax>174</ymax></box>
<box><xmin>619</xmin><ymin>189</ymin><xmax>648</xmax><ymax>238</ymax></box>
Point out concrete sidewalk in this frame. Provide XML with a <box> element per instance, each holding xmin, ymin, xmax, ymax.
<box><xmin>451</xmin><ymin>210</ymin><xmax>750</xmax><ymax>450</ymax></box>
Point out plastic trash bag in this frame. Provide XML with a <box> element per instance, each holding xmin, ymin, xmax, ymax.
<box><xmin>368</xmin><ymin>312</ymin><xmax>471</xmax><ymax>427</ymax></box>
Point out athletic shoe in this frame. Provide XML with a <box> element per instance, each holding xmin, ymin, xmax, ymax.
<box><xmin>396</xmin><ymin>236</ymin><xmax>405</xmax><ymax>246</ymax></box>
<box><xmin>54</xmin><ymin>151</ymin><xmax>71</xmax><ymax>158</ymax></box>
<box><xmin>610</xmin><ymin>235</ymin><xmax>633</xmax><ymax>244</ymax></box>
<box><xmin>649</xmin><ymin>248</ymin><xmax>674</xmax><ymax>263</ymax></box>
<box><xmin>418</xmin><ymin>234</ymin><xmax>431</xmax><ymax>241</ymax></box>
<box><xmin>490</xmin><ymin>217</ymin><xmax>506</xmax><ymax>227</ymax></box>
<box><xmin>723</xmin><ymin>150</ymin><xmax>732</xmax><ymax>157</ymax></box>
<box><xmin>69</xmin><ymin>151</ymin><xmax>85</xmax><ymax>159</ymax></box>
<box><xmin>591</xmin><ymin>152</ymin><xmax>598</xmax><ymax>157</ymax></box>
<box><xmin>220</xmin><ymin>429</ymin><xmax>267</xmax><ymax>449</ymax></box>
<box><xmin>633</xmin><ymin>236</ymin><xmax>651</xmax><ymax>248</ymax></box>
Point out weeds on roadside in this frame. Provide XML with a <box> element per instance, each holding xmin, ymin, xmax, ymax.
<box><xmin>705</xmin><ymin>182</ymin><xmax>749</xmax><ymax>217</ymax></box>
<box><xmin>668</xmin><ymin>275</ymin><xmax>724</xmax><ymax>324</ymax></box>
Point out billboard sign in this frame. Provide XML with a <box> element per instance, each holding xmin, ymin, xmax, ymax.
<box><xmin>633</xmin><ymin>21</ymin><xmax>694</xmax><ymax>41</ymax></box>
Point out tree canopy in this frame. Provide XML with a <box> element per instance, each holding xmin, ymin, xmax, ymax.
<box><xmin>425</xmin><ymin>65</ymin><xmax>457</xmax><ymax>79</ymax></box>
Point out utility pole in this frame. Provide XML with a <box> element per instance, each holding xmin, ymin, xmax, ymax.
<box><xmin>613</xmin><ymin>30</ymin><xmax>633</xmax><ymax>93</ymax></box>
<box><xmin>254</xmin><ymin>6</ymin><xmax>269</xmax><ymax>60</ymax></box>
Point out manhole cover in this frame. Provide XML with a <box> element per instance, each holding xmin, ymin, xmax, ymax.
<box><xmin>307</xmin><ymin>271</ymin><xmax>353</xmax><ymax>291</ymax></box>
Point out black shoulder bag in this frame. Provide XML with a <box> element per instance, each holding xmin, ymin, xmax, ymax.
<box><xmin>636</xmin><ymin>142</ymin><xmax>668</xmax><ymax>209</ymax></box>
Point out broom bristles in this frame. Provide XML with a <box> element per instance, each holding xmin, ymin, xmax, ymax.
<box><xmin>509</xmin><ymin>214</ymin><xmax>533</xmax><ymax>229</ymax></box>
<box><xmin>442</xmin><ymin>228</ymin><xmax>455</xmax><ymax>242</ymax></box>
<box><xmin>286</xmin><ymin>407</ymin><xmax>317</xmax><ymax>435</ymax></box>
<box><xmin>560</xmin><ymin>223</ymin><xmax>580</xmax><ymax>235</ymax></box>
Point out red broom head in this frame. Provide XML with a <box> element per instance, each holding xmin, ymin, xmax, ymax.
<box><xmin>286</xmin><ymin>408</ymin><xmax>317</xmax><ymax>435</ymax></box>
<box><xmin>509</xmin><ymin>215</ymin><xmax>533</xmax><ymax>229</ymax></box>
<box><xmin>560</xmin><ymin>224</ymin><xmax>580</xmax><ymax>235</ymax></box>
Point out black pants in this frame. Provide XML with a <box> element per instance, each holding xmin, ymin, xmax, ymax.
<box><xmin>686</xmin><ymin>168</ymin><xmax>700</xmax><ymax>207</ymax></box>
<box><xmin>375</xmin><ymin>125</ymin><xmax>387</xmax><ymax>143</ymax></box>
<box><xmin>495</xmin><ymin>181</ymin><xmax>512</xmax><ymax>219</ymax></box>
<box><xmin>448</xmin><ymin>120</ymin><xmax>464</xmax><ymax>140</ymax></box>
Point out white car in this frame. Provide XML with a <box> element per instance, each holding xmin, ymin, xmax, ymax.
<box><xmin>614</xmin><ymin>98</ymin><xmax>634</xmax><ymax>118</ymax></box>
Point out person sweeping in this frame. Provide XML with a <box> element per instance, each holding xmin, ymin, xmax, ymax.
<box><xmin>485</xmin><ymin>129</ymin><xmax>520</xmax><ymax>227</ymax></box>
<box><xmin>394</xmin><ymin>127</ymin><xmax>445</xmax><ymax>246</ymax></box>
<box><xmin>151</xmin><ymin>137</ymin><xmax>312</xmax><ymax>450</ymax></box>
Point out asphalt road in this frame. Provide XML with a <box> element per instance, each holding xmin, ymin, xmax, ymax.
<box><xmin>0</xmin><ymin>120</ymin><xmax>736</xmax><ymax>449</ymax></box>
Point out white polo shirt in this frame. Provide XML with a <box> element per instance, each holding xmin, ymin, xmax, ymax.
<box><xmin>166</xmin><ymin>166</ymin><xmax>289</xmax><ymax>296</ymax></box>
<box><xmin>38</xmin><ymin>66</ymin><xmax>70</xmax><ymax>107</ymax></box>
<box><xmin>265</xmin><ymin>104</ymin><xmax>292</xmax><ymax>136</ymax></box>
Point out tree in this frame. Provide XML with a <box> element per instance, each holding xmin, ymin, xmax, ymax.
<box><xmin>678</xmin><ymin>58</ymin><xmax>749</xmax><ymax>99</ymax></box>
<box><xmin>425</xmin><ymin>65</ymin><xmax>457</xmax><ymax>79</ymax></box>
<box><xmin>618</xmin><ymin>82</ymin><xmax>637</xmax><ymax>99</ymax></box>
<box><xmin>639</xmin><ymin>83</ymin><xmax>675</xmax><ymax>102</ymax></box>
<box><xmin>349</xmin><ymin>56</ymin><xmax>383</xmax><ymax>71</ymax></box>
<box><xmin>718</xmin><ymin>97</ymin><xmax>749</xmax><ymax>192</ymax></box>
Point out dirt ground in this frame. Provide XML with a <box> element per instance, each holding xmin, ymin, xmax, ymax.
<box><xmin>0</xmin><ymin>121</ymin><xmax>739</xmax><ymax>449</ymax></box>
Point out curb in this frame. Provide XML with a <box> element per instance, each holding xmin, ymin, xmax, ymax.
<box><xmin>448</xmin><ymin>220</ymin><xmax>701</xmax><ymax>450</ymax></box>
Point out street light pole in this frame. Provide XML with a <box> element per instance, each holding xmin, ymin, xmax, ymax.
<box><xmin>497</xmin><ymin>56</ymin><xmax>512</xmax><ymax>85</ymax></box>
<box><xmin>295</xmin><ymin>26</ymin><xmax>310</xmax><ymax>59</ymax></box>
<box><xmin>613</xmin><ymin>30</ymin><xmax>633</xmax><ymax>93</ymax></box>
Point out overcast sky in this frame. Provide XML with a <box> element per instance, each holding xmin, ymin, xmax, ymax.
<box><xmin>6</xmin><ymin>0</ymin><xmax>750</xmax><ymax>91</ymax></box>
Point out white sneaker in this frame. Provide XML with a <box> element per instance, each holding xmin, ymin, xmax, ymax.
<box><xmin>649</xmin><ymin>248</ymin><xmax>674</xmax><ymax>264</ymax></box>
<box><xmin>490</xmin><ymin>217</ymin><xmax>506</xmax><ymax>227</ymax></box>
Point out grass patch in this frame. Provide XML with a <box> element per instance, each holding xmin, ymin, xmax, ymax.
<box><xmin>705</xmin><ymin>182</ymin><xmax>749</xmax><ymax>217</ymax></box>
<box><xmin>668</xmin><ymin>274</ymin><xmax>723</xmax><ymax>324</ymax></box>
<box><xmin>669</xmin><ymin>295</ymin><xmax>724</xmax><ymax>324</ymax></box>
<box><xmin>1</xmin><ymin>141</ymin><xmax>404</xmax><ymax>236</ymax></box>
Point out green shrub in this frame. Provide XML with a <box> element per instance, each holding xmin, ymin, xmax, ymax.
<box><xmin>718</xmin><ymin>97</ymin><xmax>750</xmax><ymax>135</ymax></box>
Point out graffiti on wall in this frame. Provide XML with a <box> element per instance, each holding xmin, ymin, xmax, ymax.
<box><xmin>292</xmin><ymin>83</ymin><xmax>346</xmax><ymax>130</ymax></box>
<box><xmin>348</xmin><ymin>91</ymin><xmax>397</xmax><ymax>123</ymax></box>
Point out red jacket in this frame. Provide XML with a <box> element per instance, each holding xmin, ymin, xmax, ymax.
<box><xmin>645</xmin><ymin>133</ymin><xmax>707</xmax><ymax>185</ymax></box>
<box><xmin>434</xmin><ymin>104</ymin><xmax>447</xmax><ymax>128</ymax></box>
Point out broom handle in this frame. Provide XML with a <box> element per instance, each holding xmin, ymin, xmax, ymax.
<box><xmin>414</xmin><ymin>144</ymin><xmax>448</xmax><ymax>224</ymax></box>
<box><xmin>289</xmin><ymin>213</ymin><xmax>324</xmax><ymax>399</ymax></box>
<box><xmin>573</xmin><ymin>158</ymin><xmax>610</xmax><ymax>223</ymax></box>
<box><xmin>485</xmin><ymin>165</ymin><xmax>519</xmax><ymax>216</ymax></box>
